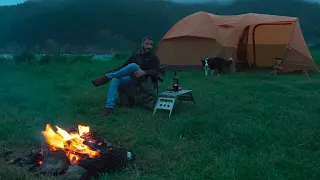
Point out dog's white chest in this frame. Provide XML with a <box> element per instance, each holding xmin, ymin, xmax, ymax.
<box><xmin>204</xmin><ymin>59</ymin><xmax>210</xmax><ymax>76</ymax></box>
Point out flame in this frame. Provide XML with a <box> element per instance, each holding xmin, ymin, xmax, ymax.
<box><xmin>41</xmin><ymin>124</ymin><xmax>100</xmax><ymax>164</ymax></box>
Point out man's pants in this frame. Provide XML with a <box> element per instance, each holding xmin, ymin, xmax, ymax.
<box><xmin>105</xmin><ymin>63</ymin><xmax>140</xmax><ymax>109</ymax></box>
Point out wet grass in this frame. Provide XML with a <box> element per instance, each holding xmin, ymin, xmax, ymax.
<box><xmin>0</xmin><ymin>52</ymin><xmax>320</xmax><ymax>180</ymax></box>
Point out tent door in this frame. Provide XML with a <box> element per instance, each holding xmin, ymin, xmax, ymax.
<box><xmin>236</xmin><ymin>26</ymin><xmax>250</xmax><ymax>70</ymax></box>
<box><xmin>252</xmin><ymin>23</ymin><xmax>293</xmax><ymax>66</ymax></box>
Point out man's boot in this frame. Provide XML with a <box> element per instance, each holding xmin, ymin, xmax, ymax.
<box><xmin>92</xmin><ymin>75</ymin><xmax>109</xmax><ymax>87</ymax></box>
<box><xmin>128</xmin><ymin>95</ymin><xmax>135</xmax><ymax>108</ymax></box>
<box><xmin>99</xmin><ymin>107</ymin><xmax>114</xmax><ymax>117</ymax></box>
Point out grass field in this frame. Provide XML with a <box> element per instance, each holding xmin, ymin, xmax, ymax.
<box><xmin>1</xmin><ymin>51</ymin><xmax>320</xmax><ymax>180</ymax></box>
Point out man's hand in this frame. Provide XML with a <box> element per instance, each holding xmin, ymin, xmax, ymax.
<box><xmin>133</xmin><ymin>69</ymin><xmax>147</xmax><ymax>78</ymax></box>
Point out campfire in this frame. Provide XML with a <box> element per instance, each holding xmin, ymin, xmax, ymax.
<box><xmin>6</xmin><ymin>124</ymin><xmax>134</xmax><ymax>180</ymax></box>
<box><xmin>41</xmin><ymin>124</ymin><xmax>100</xmax><ymax>164</ymax></box>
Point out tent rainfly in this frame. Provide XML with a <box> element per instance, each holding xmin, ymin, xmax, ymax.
<box><xmin>155</xmin><ymin>11</ymin><xmax>319</xmax><ymax>73</ymax></box>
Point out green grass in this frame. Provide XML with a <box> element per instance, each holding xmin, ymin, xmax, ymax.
<box><xmin>1</xmin><ymin>52</ymin><xmax>320</xmax><ymax>180</ymax></box>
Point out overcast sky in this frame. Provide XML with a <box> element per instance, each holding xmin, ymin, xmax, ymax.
<box><xmin>0</xmin><ymin>0</ymin><xmax>319</xmax><ymax>6</ymax></box>
<box><xmin>171</xmin><ymin>0</ymin><xmax>234</xmax><ymax>3</ymax></box>
<box><xmin>0</xmin><ymin>0</ymin><xmax>23</xmax><ymax>6</ymax></box>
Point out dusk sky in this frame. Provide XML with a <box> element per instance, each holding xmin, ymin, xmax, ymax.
<box><xmin>0</xmin><ymin>0</ymin><xmax>235</xmax><ymax>6</ymax></box>
<box><xmin>0</xmin><ymin>0</ymin><xmax>319</xmax><ymax>6</ymax></box>
<box><xmin>0</xmin><ymin>0</ymin><xmax>24</xmax><ymax>6</ymax></box>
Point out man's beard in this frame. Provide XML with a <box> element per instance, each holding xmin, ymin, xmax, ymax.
<box><xmin>143</xmin><ymin>48</ymin><xmax>152</xmax><ymax>53</ymax></box>
<box><xmin>141</xmin><ymin>49</ymin><xmax>153</xmax><ymax>57</ymax></box>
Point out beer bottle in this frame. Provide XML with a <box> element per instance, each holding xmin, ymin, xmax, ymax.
<box><xmin>173</xmin><ymin>71</ymin><xmax>179</xmax><ymax>91</ymax></box>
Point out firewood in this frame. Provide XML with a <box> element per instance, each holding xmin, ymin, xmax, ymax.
<box><xmin>6</xmin><ymin>129</ymin><xmax>134</xmax><ymax>179</ymax></box>
<box><xmin>39</xmin><ymin>150</ymin><xmax>70</xmax><ymax>175</ymax></box>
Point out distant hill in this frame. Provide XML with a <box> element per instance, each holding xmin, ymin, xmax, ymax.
<box><xmin>0</xmin><ymin>0</ymin><xmax>319</xmax><ymax>53</ymax></box>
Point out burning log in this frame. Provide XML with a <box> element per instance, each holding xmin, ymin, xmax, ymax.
<box><xmin>39</xmin><ymin>149</ymin><xmax>70</xmax><ymax>175</ymax></box>
<box><xmin>78</xmin><ymin>147</ymin><xmax>133</xmax><ymax>175</ymax></box>
<box><xmin>83</xmin><ymin>140</ymin><xmax>101</xmax><ymax>152</ymax></box>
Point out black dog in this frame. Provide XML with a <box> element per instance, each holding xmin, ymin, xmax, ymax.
<box><xmin>201</xmin><ymin>57</ymin><xmax>233</xmax><ymax>75</ymax></box>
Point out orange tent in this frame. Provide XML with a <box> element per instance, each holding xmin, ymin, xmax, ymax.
<box><xmin>155</xmin><ymin>11</ymin><xmax>319</xmax><ymax>72</ymax></box>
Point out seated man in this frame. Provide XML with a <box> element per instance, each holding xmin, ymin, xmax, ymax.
<box><xmin>92</xmin><ymin>37</ymin><xmax>160</xmax><ymax>117</ymax></box>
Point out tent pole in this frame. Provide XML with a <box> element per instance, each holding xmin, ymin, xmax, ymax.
<box><xmin>281</xmin><ymin>20</ymin><xmax>297</xmax><ymax>71</ymax></box>
<box><xmin>303</xmin><ymin>68</ymin><xmax>312</xmax><ymax>82</ymax></box>
<box><xmin>316</xmin><ymin>66</ymin><xmax>320</xmax><ymax>73</ymax></box>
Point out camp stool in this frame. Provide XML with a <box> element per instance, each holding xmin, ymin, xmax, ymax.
<box><xmin>153</xmin><ymin>89</ymin><xmax>196</xmax><ymax>118</ymax></box>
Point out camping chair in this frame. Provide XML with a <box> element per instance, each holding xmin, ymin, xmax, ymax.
<box><xmin>271</xmin><ymin>57</ymin><xmax>283</xmax><ymax>75</ymax></box>
<box><xmin>155</xmin><ymin>67</ymin><xmax>166</xmax><ymax>95</ymax></box>
<box><xmin>118</xmin><ymin>67</ymin><xmax>166</xmax><ymax>109</ymax></box>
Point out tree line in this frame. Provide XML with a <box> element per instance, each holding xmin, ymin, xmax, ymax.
<box><xmin>0</xmin><ymin>0</ymin><xmax>319</xmax><ymax>53</ymax></box>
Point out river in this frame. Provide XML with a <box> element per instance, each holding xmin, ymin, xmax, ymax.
<box><xmin>0</xmin><ymin>53</ymin><xmax>114</xmax><ymax>61</ymax></box>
